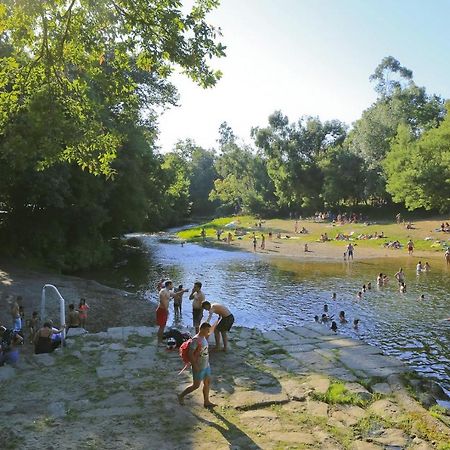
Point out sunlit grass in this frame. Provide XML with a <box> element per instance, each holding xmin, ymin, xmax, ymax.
<box><xmin>177</xmin><ymin>215</ymin><xmax>449</xmax><ymax>253</ymax></box>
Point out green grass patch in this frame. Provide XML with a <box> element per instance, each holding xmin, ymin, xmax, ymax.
<box><xmin>177</xmin><ymin>216</ymin><xmax>255</xmax><ymax>241</ymax></box>
<box><xmin>312</xmin><ymin>381</ymin><xmax>368</xmax><ymax>407</ymax></box>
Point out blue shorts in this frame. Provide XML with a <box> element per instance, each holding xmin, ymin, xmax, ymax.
<box><xmin>13</xmin><ymin>318</ymin><xmax>22</xmax><ymax>331</ymax></box>
<box><xmin>193</xmin><ymin>366</ymin><xmax>211</xmax><ymax>381</ymax></box>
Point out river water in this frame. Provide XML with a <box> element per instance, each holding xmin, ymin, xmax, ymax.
<box><xmin>85</xmin><ymin>233</ymin><xmax>450</xmax><ymax>394</ymax></box>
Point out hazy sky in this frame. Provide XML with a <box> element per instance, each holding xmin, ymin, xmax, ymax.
<box><xmin>157</xmin><ymin>0</ymin><xmax>450</xmax><ymax>152</ymax></box>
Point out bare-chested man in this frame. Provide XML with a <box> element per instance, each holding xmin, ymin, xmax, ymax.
<box><xmin>189</xmin><ymin>281</ymin><xmax>205</xmax><ymax>334</ymax></box>
<box><xmin>395</xmin><ymin>268</ymin><xmax>405</xmax><ymax>284</ymax></box>
<box><xmin>157</xmin><ymin>280</ymin><xmax>187</xmax><ymax>343</ymax></box>
<box><xmin>201</xmin><ymin>301</ymin><xmax>234</xmax><ymax>352</ymax></box>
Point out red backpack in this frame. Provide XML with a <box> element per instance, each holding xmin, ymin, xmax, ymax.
<box><xmin>179</xmin><ymin>336</ymin><xmax>202</xmax><ymax>374</ymax></box>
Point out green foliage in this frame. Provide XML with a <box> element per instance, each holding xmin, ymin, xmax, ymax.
<box><xmin>384</xmin><ymin>105</ymin><xmax>450</xmax><ymax>212</ymax></box>
<box><xmin>312</xmin><ymin>381</ymin><xmax>368</xmax><ymax>407</ymax></box>
<box><xmin>253</xmin><ymin>112</ymin><xmax>347</xmax><ymax>210</ymax></box>
<box><xmin>0</xmin><ymin>0</ymin><xmax>225</xmax><ymax>175</ymax></box>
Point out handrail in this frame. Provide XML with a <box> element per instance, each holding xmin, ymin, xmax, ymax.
<box><xmin>41</xmin><ymin>284</ymin><xmax>66</xmax><ymax>342</ymax></box>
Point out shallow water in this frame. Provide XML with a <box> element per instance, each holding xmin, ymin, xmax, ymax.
<box><xmin>87</xmin><ymin>233</ymin><xmax>450</xmax><ymax>393</ymax></box>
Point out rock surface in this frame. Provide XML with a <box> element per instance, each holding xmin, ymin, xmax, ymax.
<box><xmin>0</xmin><ymin>325</ymin><xmax>449</xmax><ymax>449</ymax></box>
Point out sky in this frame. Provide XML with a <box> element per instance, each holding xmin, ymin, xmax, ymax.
<box><xmin>156</xmin><ymin>0</ymin><xmax>450</xmax><ymax>153</ymax></box>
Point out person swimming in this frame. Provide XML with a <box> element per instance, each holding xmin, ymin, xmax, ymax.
<box><xmin>377</xmin><ymin>273</ymin><xmax>383</xmax><ymax>286</ymax></box>
<box><xmin>314</xmin><ymin>315</ymin><xmax>320</xmax><ymax>322</ymax></box>
<box><xmin>323</xmin><ymin>304</ymin><xmax>329</xmax><ymax>313</ymax></box>
<box><xmin>419</xmin><ymin>294</ymin><xmax>425</xmax><ymax>301</ymax></box>
<box><xmin>353</xmin><ymin>319</ymin><xmax>360</xmax><ymax>329</ymax></box>
<box><xmin>332</xmin><ymin>292</ymin><xmax>337</xmax><ymax>301</ymax></box>
<box><xmin>356</xmin><ymin>291</ymin><xmax>363</xmax><ymax>299</ymax></box>
<box><xmin>330</xmin><ymin>321</ymin><xmax>338</xmax><ymax>332</ymax></box>
<box><xmin>339</xmin><ymin>311</ymin><xmax>348</xmax><ymax>323</ymax></box>
<box><xmin>362</xmin><ymin>284</ymin><xmax>366</xmax><ymax>292</ymax></box>
<box><xmin>367</xmin><ymin>282</ymin><xmax>372</xmax><ymax>290</ymax></box>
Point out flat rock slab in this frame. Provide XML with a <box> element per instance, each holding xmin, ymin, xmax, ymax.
<box><xmin>372</xmin><ymin>382</ymin><xmax>393</xmax><ymax>395</ymax></box>
<box><xmin>32</xmin><ymin>353</ymin><xmax>55</xmax><ymax>366</ymax></box>
<box><xmin>368</xmin><ymin>399</ymin><xmax>402</xmax><ymax>420</ymax></box>
<box><xmin>350</xmin><ymin>441</ymin><xmax>383</xmax><ymax>450</ymax></box>
<box><xmin>96</xmin><ymin>366</ymin><xmax>124</xmax><ymax>379</ymax></box>
<box><xmin>330</xmin><ymin>405</ymin><xmax>366</xmax><ymax>426</ymax></box>
<box><xmin>80</xmin><ymin>406</ymin><xmax>143</xmax><ymax>418</ymax></box>
<box><xmin>302</xmin><ymin>374</ymin><xmax>331</xmax><ymax>394</ymax></box>
<box><xmin>372</xmin><ymin>428</ymin><xmax>409</xmax><ymax>447</ymax></box>
<box><xmin>305</xmin><ymin>400</ymin><xmax>329</xmax><ymax>417</ymax></box>
<box><xmin>48</xmin><ymin>401</ymin><xmax>66</xmax><ymax>418</ymax></box>
<box><xmin>228</xmin><ymin>390</ymin><xmax>289</xmax><ymax>410</ymax></box>
<box><xmin>0</xmin><ymin>366</ymin><xmax>16</xmax><ymax>380</ymax></box>
<box><xmin>267</xmin><ymin>431</ymin><xmax>316</xmax><ymax>445</ymax></box>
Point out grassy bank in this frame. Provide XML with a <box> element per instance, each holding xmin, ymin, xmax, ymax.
<box><xmin>176</xmin><ymin>215</ymin><xmax>450</xmax><ymax>258</ymax></box>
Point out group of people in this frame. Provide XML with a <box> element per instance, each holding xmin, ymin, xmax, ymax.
<box><xmin>0</xmin><ymin>295</ymin><xmax>90</xmax><ymax>366</ymax></box>
<box><xmin>314</xmin><ymin>298</ymin><xmax>360</xmax><ymax>333</ymax></box>
<box><xmin>155</xmin><ymin>278</ymin><xmax>235</xmax><ymax>408</ymax></box>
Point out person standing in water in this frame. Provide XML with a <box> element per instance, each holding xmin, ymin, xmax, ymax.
<box><xmin>395</xmin><ymin>268</ymin><xmax>405</xmax><ymax>284</ymax></box>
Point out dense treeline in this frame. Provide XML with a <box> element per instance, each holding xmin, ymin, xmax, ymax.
<box><xmin>167</xmin><ymin>57</ymin><xmax>449</xmax><ymax>218</ymax></box>
<box><xmin>0</xmin><ymin>0</ymin><xmax>225</xmax><ymax>269</ymax></box>
<box><xmin>0</xmin><ymin>2</ymin><xmax>448</xmax><ymax>271</ymax></box>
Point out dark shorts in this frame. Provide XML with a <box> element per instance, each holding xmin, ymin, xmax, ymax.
<box><xmin>193</xmin><ymin>308</ymin><xmax>203</xmax><ymax>327</ymax></box>
<box><xmin>216</xmin><ymin>314</ymin><xmax>234</xmax><ymax>332</ymax></box>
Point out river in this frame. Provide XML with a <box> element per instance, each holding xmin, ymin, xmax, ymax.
<box><xmin>84</xmin><ymin>233</ymin><xmax>450</xmax><ymax>395</ymax></box>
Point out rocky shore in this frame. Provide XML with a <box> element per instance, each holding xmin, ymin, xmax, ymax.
<box><xmin>1</xmin><ymin>324</ymin><xmax>449</xmax><ymax>449</ymax></box>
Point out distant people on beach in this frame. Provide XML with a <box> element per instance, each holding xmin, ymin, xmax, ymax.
<box><xmin>407</xmin><ymin>240</ymin><xmax>414</xmax><ymax>255</ymax></box>
<box><xmin>346</xmin><ymin>243</ymin><xmax>354</xmax><ymax>260</ymax></box>
<box><xmin>445</xmin><ymin>249</ymin><xmax>450</xmax><ymax>265</ymax></box>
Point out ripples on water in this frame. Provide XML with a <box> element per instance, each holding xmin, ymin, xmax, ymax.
<box><xmin>128</xmin><ymin>234</ymin><xmax>450</xmax><ymax>393</ymax></box>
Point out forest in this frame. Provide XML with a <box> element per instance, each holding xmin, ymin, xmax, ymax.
<box><xmin>0</xmin><ymin>1</ymin><xmax>449</xmax><ymax>270</ymax></box>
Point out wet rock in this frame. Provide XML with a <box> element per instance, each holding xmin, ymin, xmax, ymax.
<box><xmin>96</xmin><ymin>366</ymin><xmax>124</xmax><ymax>379</ymax></box>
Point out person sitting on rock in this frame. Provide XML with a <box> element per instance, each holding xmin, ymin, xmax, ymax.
<box><xmin>34</xmin><ymin>322</ymin><xmax>65</xmax><ymax>354</ymax></box>
<box><xmin>0</xmin><ymin>326</ymin><xmax>23</xmax><ymax>367</ymax></box>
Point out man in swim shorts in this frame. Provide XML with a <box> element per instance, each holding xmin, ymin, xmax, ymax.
<box><xmin>189</xmin><ymin>281</ymin><xmax>205</xmax><ymax>334</ymax></box>
<box><xmin>157</xmin><ymin>280</ymin><xmax>187</xmax><ymax>343</ymax></box>
<box><xmin>202</xmin><ymin>301</ymin><xmax>234</xmax><ymax>352</ymax></box>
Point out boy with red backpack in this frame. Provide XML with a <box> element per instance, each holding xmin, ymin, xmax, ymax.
<box><xmin>177</xmin><ymin>322</ymin><xmax>216</xmax><ymax>408</ymax></box>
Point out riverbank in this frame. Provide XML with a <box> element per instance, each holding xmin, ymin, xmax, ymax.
<box><xmin>177</xmin><ymin>217</ymin><xmax>450</xmax><ymax>262</ymax></box>
<box><xmin>0</xmin><ymin>262</ymin><xmax>155</xmax><ymax>334</ymax></box>
<box><xmin>1</xmin><ymin>325</ymin><xmax>449</xmax><ymax>449</ymax></box>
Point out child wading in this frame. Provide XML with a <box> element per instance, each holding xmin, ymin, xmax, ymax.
<box><xmin>177</xmin><ymin>322</ymin><xmax>216</xmax><ymax>408</ymax></box>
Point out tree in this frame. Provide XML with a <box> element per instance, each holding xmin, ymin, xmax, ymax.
<box><xmin>384</xmin><ymin>105</ymin><xmax>450</xmax><ymax>212</ymax></box>
<box><xmin>369</xmin><ymin>56</ymin><xmax>413</xmax><ymax>97</ymax></box>
<box><xmin>0</xmin><ymin>0</ymin><xmax>225</xmax><ymax>175</ymax></box>
<box><xmin>252</xmin><ymin>112</ymin><xmax>347</xmax><ymax>210</ymax></box>
<box><xmin>319</xmin><ymin>146</ymin><xmax>365</xmax><ymax>206</ymax></box>
<box><xmin>347</xmin><ymin>57</ymin><xmax>444</xmax><ymax>201</ymax></box>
